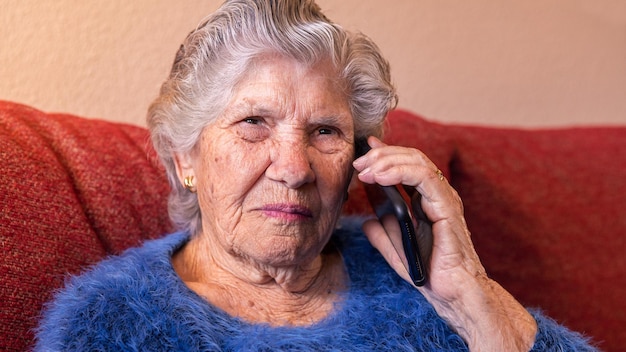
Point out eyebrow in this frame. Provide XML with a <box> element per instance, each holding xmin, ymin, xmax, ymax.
<box><xmin>312</xmin><ymin>114</ymin><xmax>352</xmax><ymax>127</ymax></box>
<box><xmin>227</xmin><ymin>99</ymin><xmax>274</xmax><ymax>117</ymax></box>
<box><xmin>228</xmin><ymin>99</ymin><xmax>351</xmax><ymax>123</ymax></box>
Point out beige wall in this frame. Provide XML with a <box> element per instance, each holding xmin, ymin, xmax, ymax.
<box><xmin>1</xmin><ymin>0</ymin><xmax>625</xmax><ymax>127</ymax></box>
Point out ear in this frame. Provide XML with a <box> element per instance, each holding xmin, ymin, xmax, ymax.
<box><xmin>173</xmin><ymin>152</ymin><xmax>195</xmax><ymax>188</ymax></box>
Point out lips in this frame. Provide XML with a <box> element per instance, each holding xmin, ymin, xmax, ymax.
<box><xmin>260</xmin><ymin>203</ymin><xmax>314</xmax><ymax>221</ymax></box>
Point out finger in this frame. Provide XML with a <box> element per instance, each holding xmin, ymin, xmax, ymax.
<box><xmin>366</xmin><ymin>136</ymin><xmax>387</xmax><ymax>149</ymax></box>
<box><xmin>352</xmin><ymin>136</ymin><xmax>387</xmax><ymax>171</ymax></box>
<box><xmin>358</xmin><ymin>150</ymin><xmax>452</xmax><ymax>218</ymax></box>
<box><xmin>356</xmin><ymin>146</ymin><xmax>439</xmax><ymax>189</ymax></box>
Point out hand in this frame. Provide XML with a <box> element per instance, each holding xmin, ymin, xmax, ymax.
<box><xmin>352</xmin><ymin>136</ymin><xmax>537</xmax><ymax>351</ymax></box>
<box><xmin>353</xmin><ymin>136</ymin><xmax>477</xmax><ymax>294</ymax></box>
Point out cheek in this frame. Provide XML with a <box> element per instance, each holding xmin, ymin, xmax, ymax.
<box><xmin>204</xmin><ymin>138</ymin><xmax>266</xmax><ymax>182</ymax></box>
<box><xmin>196</xmin><ymin>138</ymin><xmax>268</xmax><ymax>217</ymax></box>
<box><xmin>317</xmin><ymin>152</ymin><xmax>353</xmax><ymax>205</ymax></box>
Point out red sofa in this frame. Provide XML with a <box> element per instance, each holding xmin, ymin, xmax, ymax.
<box><xmin>1</xmin><ymin>100</ymin><xmax>624</xmax><ymax>351</ymax></box>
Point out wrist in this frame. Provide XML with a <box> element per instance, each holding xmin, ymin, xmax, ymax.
<box><xmin>423</xmin><ymin>274</ymin><xmax>537</xmax><ymax>351</ymax></box>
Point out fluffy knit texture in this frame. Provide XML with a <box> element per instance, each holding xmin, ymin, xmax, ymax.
<box><xmin>35</xmin><ymin>217</ymin><xmax>597</xmax><ymax>351</ymax></box>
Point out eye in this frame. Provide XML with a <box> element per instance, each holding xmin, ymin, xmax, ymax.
<box><xmin>317</xmin><ymin>127</ymin><xmax>337</xmax><ymax>135</ymax></box>
<box><xmin>243</xmin><ymin>117</ymin><xmax>262</xmax><ymax>125</ymax></box>
<box><xmin>235</xmin><ymin>116</ymin><xmax>269</xmax><ymax>142</ymax></box>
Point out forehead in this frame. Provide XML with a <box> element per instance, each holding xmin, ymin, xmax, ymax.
<box><xmin>227</xmin><ymin>55</ymin><xmax>351</xmax><ymax>120</ymax></box>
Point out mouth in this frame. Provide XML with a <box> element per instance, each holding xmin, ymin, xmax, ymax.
<box><xmin>260</xmin><ymin>203</ymin><xmax>314</xmax><ymax>221</ymax></box>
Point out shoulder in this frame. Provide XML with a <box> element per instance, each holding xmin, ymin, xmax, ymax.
<box><xmin>529</xmin><ymin>309</ymin><xmax>600</xmax><ymax>351</ymax></box>
<box><xmin>61</xmin><ymin>231</ymin><xmax>188</xmax><ymax>292</ymax></box>
<box><xmin>34</xmin><ymin>232</ymin><xmax>190</xmax><ymax>350</ymax></box>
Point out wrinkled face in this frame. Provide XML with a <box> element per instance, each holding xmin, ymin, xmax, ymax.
<box><xmin>181</xmin><ymin>55</ymin><xmax>354</xmax><ymax>267</ymax></box>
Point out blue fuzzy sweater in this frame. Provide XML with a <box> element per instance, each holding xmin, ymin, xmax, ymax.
<box><xmin>35</xmin><ymin>218</ymin><xmax>596</xmax><ymax>351</ymax></box>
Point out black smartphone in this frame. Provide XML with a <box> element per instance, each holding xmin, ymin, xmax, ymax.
<box><xmin>355</xmin><ymin>138</ymin><xmax>430</xmax><ymax>286</ymax></box>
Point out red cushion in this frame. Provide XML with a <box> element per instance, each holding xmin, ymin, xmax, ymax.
<box><xmin>0</xmin><ymin>101</ymin><xmax>172</xmax><ymax>351</ymax></box>
<box><xmin>447</xmin><ymin>123</ymin><xmax>626</xmax><ymax>351</ymax></box>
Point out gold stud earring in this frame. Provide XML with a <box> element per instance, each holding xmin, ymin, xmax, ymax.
<box><xmin>183</xmin><ymin>175</ymin><xmax>196</xmax><ymax>193</ymax></box>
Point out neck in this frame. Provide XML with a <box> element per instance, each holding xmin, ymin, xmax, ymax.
<box><xmin>172</xmin><ymin>232</ymin><xmax>348</xmax><ymax>326</ymax></box>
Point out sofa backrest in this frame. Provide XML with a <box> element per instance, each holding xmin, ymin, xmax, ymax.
<box><xmin>1</xmin><ymin>101</ymin><xmax>625</xmax><ymax>351</ymax></box>
<box><xmin>1</xmin><ymin>101</ymin><xmax>172</xmax><ymax>350</ymax></box>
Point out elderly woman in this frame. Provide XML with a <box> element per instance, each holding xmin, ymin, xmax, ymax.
<box><xmin>36</xmin><ymin>0</ymin><xmax>596</xmax><ymax>351</ymax></box>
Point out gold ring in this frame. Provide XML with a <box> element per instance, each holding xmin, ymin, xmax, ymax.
<box><xmin>435</xmin><ymin>169</ymin><xmax>445</xmax><ymax>181</ymax></box>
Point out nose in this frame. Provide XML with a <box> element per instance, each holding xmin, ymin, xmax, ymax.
<box><xmin>266</xmin><ymin>140</ymin><xmax>316</xmax><ymax>189</ymax></box>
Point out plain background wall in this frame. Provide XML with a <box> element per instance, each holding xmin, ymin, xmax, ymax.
<box><xmin>1</xmin><ymin>0</ymin><xmax>625</xmax><ymax>127</ymax></box>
